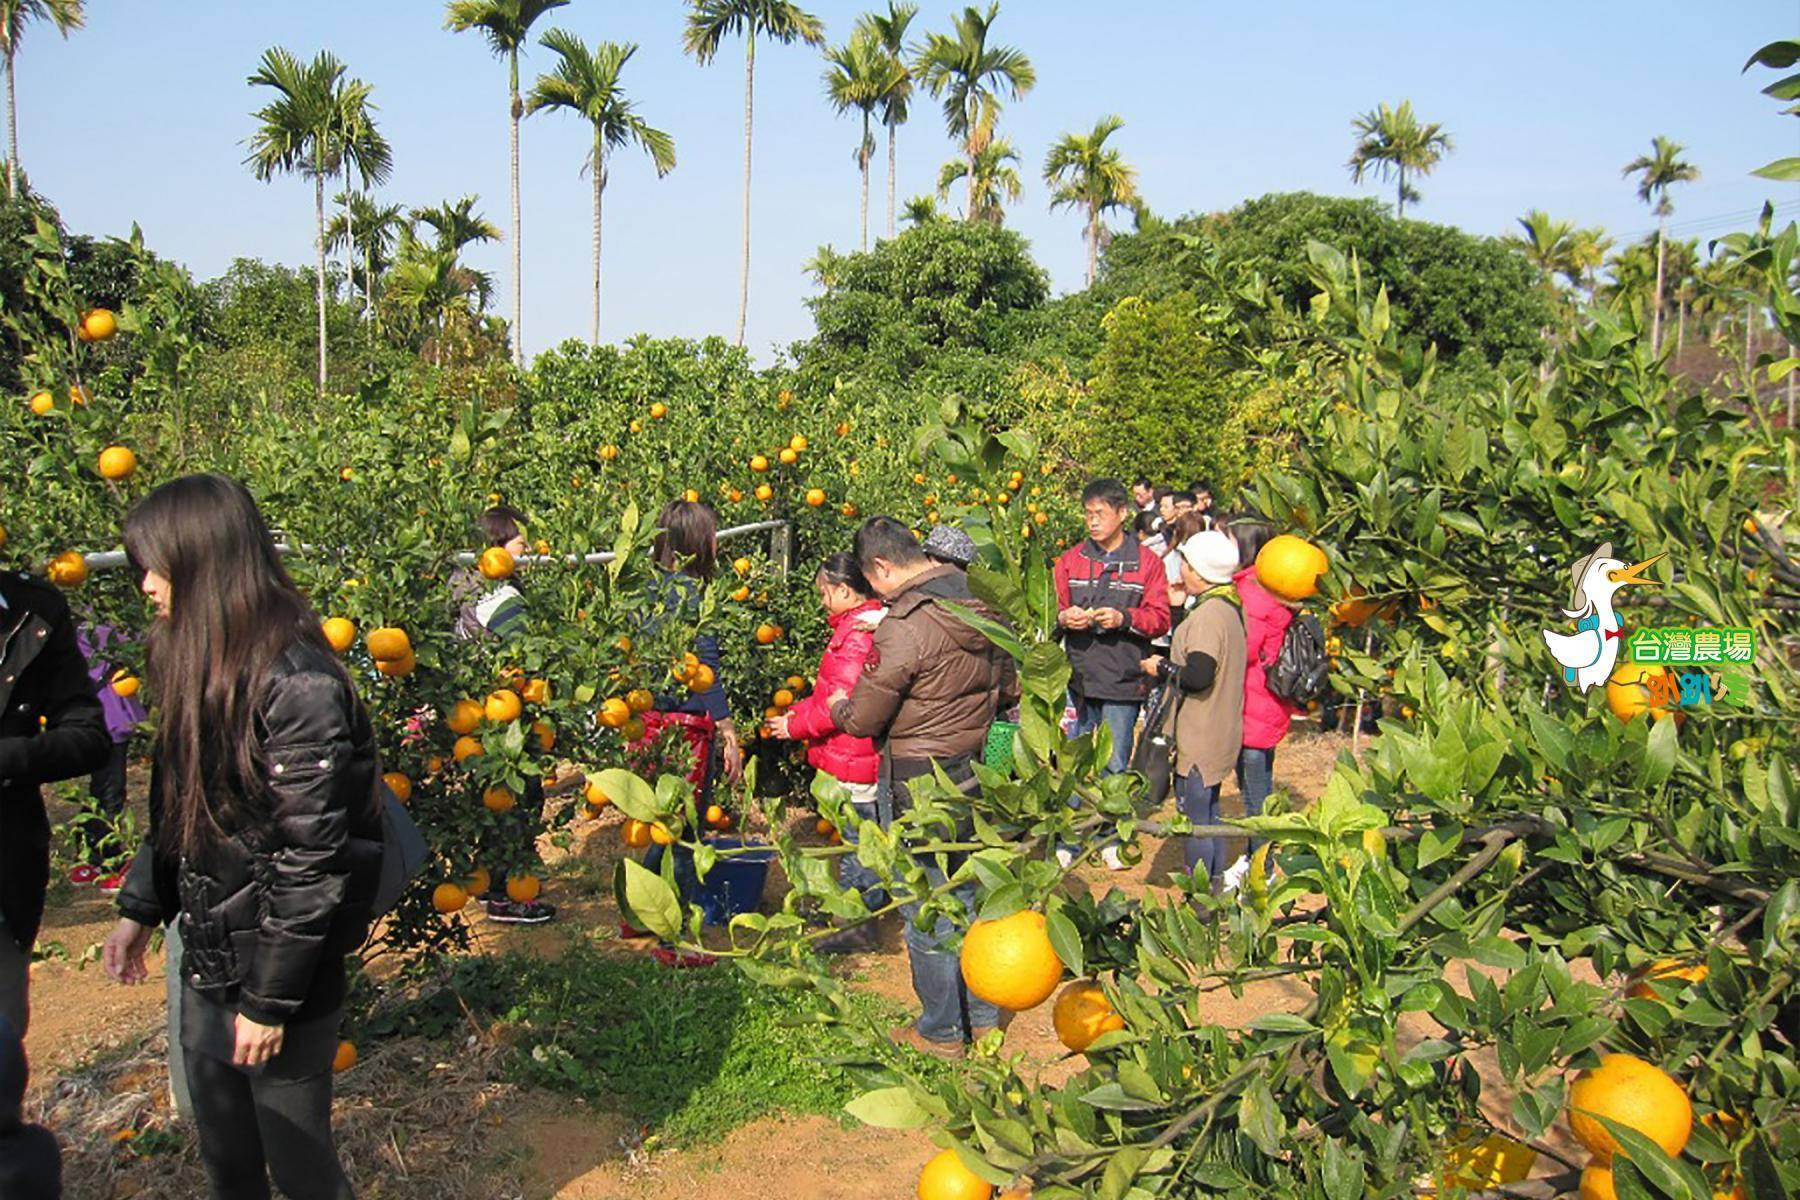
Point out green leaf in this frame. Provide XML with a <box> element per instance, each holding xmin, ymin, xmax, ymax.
<box><xmin>1320</xmin><ymin>1139</ymin><xmax>1364</xmax><ymax>1200</ymax></box>
<box><xmin>1636</xmin><ymin>715</ymin><xmax>1677</xmax><ymax>792</ymax></box>
<box><xmin>1416</xmin><ymin>823</ymin><xmax>1463</xmax><ymax>870</ymax></box>
<box><xmin>1752</xmin><ymin>156</ymin><xmax>1800</xmax><ymax>182</ymax></box>
<box><xmin>616</xmin><ymin>858</ymin><xmax>680</xmax><ymax>941</ymax></box>
<box><xmin>844</xmin><ymin>1087</ymin><xmax>932</xmax><ymax>1129</ymax></box>
<box><xmin>1045</xmin><ymin>907</ymin><xmax>1085</xmax><ymax>978</ymax></box>
<box><xmin>1597</xmin><ymin>1117</ymin><xmax>1712</xmax><ymax>1199</ymax></box>
<box><xmin>1237</xmin><ymin>1076</ymin><xmax>1285</xmax><ymax>1155</ymax></box>
<box><xmin>591</xmin><ymin>767</ymin><xmax>659</xmax><ymax>822</ymax></box>
<box><xmin>1079</xmin><ymin>1083</ymin><xmax>1166</xmax><ymax>1112</ymax></box>
<box><xmin>1247</xmin><ymin>1013</ymin><xmax>1317</xmax><ymax>1034</ymax></box>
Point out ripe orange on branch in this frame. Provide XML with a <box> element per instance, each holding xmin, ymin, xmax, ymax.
<box><xmin>805</xmin><ymin>488</ymin><xmax>826</xmax><ymax>507</ymax></box>
<box><xmin>109</xmin><ymin>670</ymin><xmax>140</xmax><ymax>698</ymax></box>
<box><xmin>917</xmin><ymin>1149</ymin><xmax>992</xmax><ymax>1200</ymax></box>
<box><xmin>482</xmin><ymin>786</ymin><xmax>517</xmax><ymax>813</ymax></box>
<box><xmin>78</xmin><ymin>308</ymin><xmax>118</xmax><ymax>341</ymax></box>
<box><xmin>446</xmin><ymin>699</ymin><xmax>484</xmax><ymax>735</ymax></box>
<box><xmin>755</xmin><ymin>623</ymin><xmax>783</xmax><ymax>645</ymax></box>
<box><xmin>382</xmin><ymin>772</ymin><xmax>412</xmax><ymax>804</ymax></box>
<box><xmin>432</xmin><ymin>882</ymin><xmax>469</xmax><ymax>914</ymax></box>
<box><xmin>961</xmin><ymin>909</ymin><xmax>1064</xmax><ymax>1012</ymax></box>
<box><xmin>598</xmin><ymin>697</ymin><xmax>631</xmax><ymax>728</ymax></box>
<box><xmin>1255</xmin><ymin>534</ymin><xmax>1329</xmax><ymax>602</ymax></box>
<box><xmin>1627</xmin><ymin>958</ymin><xmax>1709</xmax><ymax>1000</ymax></box>
<box><xmin>28</xmin><ymin>390</ymin><xmax>54</xmax><ymax>415</ymax></box>
<box><xmin>365</xmin><ymin>627</ymin><xmax>412</xmax><ymax>663</ymax></box>
<box><xmin>376</xmin><ymin>652</ymin><xmax>416</xmax><ymax>678</ymax></box>
<box><xmin>321</xmin><ymin>617</ymin><xmax>356</xmax><ymax>653</ymax></box>
<box><xmin>484</xmin><ymin>689</ymin><xmax>523</xmax><ymax>724</ymax></box>
<box><xmin>47</xmin><ymin>551</ymin><xmax>88</xmax><ymax>587</ymax></box>
<box><xmin>452</xmin><ymin>735</ymin><xmax>483</xmax><ymax>763</ymax></box>
<box><xmin>479</xmin><ymin>546</ymin><xmax>515</xmax><ymax>580</ymax></box>
<box><xmin>506</xmin><ymin>874</ymin><xmax>541</xmax><ymax>902</ymax></box>
<box><xmin>97</xmin><ymin>446</ymin><xmax>137</xmax><ymax>480</ymax></box>
<box><xmin>1052</xmin><ymin>980</ymin><xmax>1125</xmax><ymax>1052</ymax></box>
<box><xmin>1566</xmin><ymin>1053</ymin><xmax>1692</xmax><ymax>1163</ymax></box>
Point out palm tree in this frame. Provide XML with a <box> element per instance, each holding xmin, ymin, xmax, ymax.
<box><xmin>823</xmin><ymin>30</ymin><xmax>897</xmax><ymax>251</ymax></box>
<box><xmin>1044</xmin><ymin>115</ymin><xmax>1139</xmax><ymax>287</ymax></box>
<box><xmin>901</xmin><ymin>193</ymin><xmax>941</xmax><ymax>226</ymax></box>
<box><xmin>387</xmin><ymin>233</ymin><xmax>483</xmax><ymax>366</ymax></box>
<box><xmin>327</xmin><ymin>190</ymin><xmax>407</xmax><ymax>324</ymax></box>
<box><xmin>527</xmin><ymin>31</ymin><xmax>675</xmax><ymax>345</ymax></box>
<box><xmin>246</xmin><ymin>47</ymin><xmax>392</xmax><ymax>395</ymax></box>
<box><xmin>916</xmin><ymin>3</ymin><xmax>1034</xmax><ymax>223</ymax></box>
<box><xmin>682</xmin><ymin>0</ymin><xmax>826</xmax><ymax>347</ymax></box>
<box><xmin>1622</xmin><ymin>135</ymin><xmax>1699</xmax><ymax>356</ymax></box>
<box><xmin>412</xmin><ymin>192</ymin><xmax>502</xmax><ymax>301</ymax></box>
<box><xmin>1</xmin><ymin>0</ymin><xmax>81</xmax><ymax>196</ymax></box>
<box><xmin>937</xmin><ymin>137</ymin><xmax>1020</xmax><ymax>225</ymax></box>
<box><xmin>857</xmin><ymin>1</ymin><xmax>915</xmax><ymax>239</ymax></box>
<box><xmin>1347</xmin><ymin>100</ymin><xmax>1452</xmax><ymax>219</ymax></box>
<box><xmin>444</xmin><ymin>0</ymin><xmax>570</xmax><ymax>368</ymax></box>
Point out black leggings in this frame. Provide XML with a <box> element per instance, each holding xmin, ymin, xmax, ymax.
<box><xmin>186</xmin><ymin>1051</ymin><xmax>354</xmax><ymax>1200</ymax></box>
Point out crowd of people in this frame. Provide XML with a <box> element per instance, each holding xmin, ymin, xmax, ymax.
<box><xmin>0</xmin><ymin>467</ymin><xmax>1322</xmax><ymax>1196</ymax></box>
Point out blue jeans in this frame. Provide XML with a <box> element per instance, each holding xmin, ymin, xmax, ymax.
<box><xmin>1074</xmin><ymin>699</ymin><xmax>1139</xmax><ymax>776</ymax></box>
<box><xmin>831</xmin><ymin>778</ymin><xmax>888</xmax><ymax>910</ymax></box>
<box><xmin>888</xmin><ymin>759</ymin><xmax>1000</xmax><ymax>1044</ymax></box>
<box><xmin>1235</xmin><ymin>745</ymin><xmax>1276</xmax><ymax>855</ymax></box>
<box><xmin>1177</xmin><ymin>770</ymin><xmax>1227</xmax><ymax>887</ymax></box>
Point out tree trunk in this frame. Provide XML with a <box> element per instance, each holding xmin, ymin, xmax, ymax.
<box><xmin>1086</xmin><ymin>204</ymin><xmax>1099</xmax><ymax>288</ymax></box>
<box><xmin>592</xmin><ymin>136</ymin><xmax>605</xmax><ymax>347</ymax></box>
<box><xmin>314</xmin><ymin>173</ymin><xmax>328</xmax><ymax>395</ymax></box>
<box><xmin>886</xmin><ymin>118</ymin><xmax>897</xmax><ymax>239</ymax></box>
<box><xmin>1789</xmin><ymin>342</ymin><xmax>1796</xmax><ymax>430</ymax></box>
<box><xmin>365</xmin><ymin>240</ymin><xmax>375</xmax><ymax>346</ymax></box>
<box><xmin>1651</xmin><ymin>218</ymin><xmax>1667</xmax><ymax>356</ymax></box>
<box><xmin>1396</xmin><ymin>167</ymin><xmax>1405</xmax><ymax>220</ymax></box>
<box><xmin>5</xmin><ymin>49</ymin><xmax>17</xmax><ymax>197</ymax></box>
<box><xmin>735</xmin><ymin>35</ymin><xmax>755</xmax><ymax>348</ymax></box>
<box><xmin>509</xmin><ymin>51</ymin><xmax>524</xmax><ymax>367</ymax></box>
<box><xmin>967</xmin><ymin>142</ymin><xmax>977</xmax><ymax>222</ymax></box>
<box><xmin>1676</xmin><ymin>297</ymin><xmax>1686</xmax><ymax>355</ymax></box>
<box><xmin>858</xmin><ymin>113</ymin><xmax>870</xmax><ymax>252</ymax></box>
<box><xmin>1745</xmin><ymin>301</ymin><xmax>1757</xmax><ymax>405</ymax></box>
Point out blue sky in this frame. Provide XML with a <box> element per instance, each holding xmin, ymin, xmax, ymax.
<box><xmin>14</xmin><ymin>1</ymin><xmax>1799</xmax><ymax>360</ymax></box>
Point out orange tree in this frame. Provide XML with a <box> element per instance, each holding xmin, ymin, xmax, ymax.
<box><xmin>594</xmin><ymin>242</ymin><xmax>1797</xmax><ymax>1197</ymax></box>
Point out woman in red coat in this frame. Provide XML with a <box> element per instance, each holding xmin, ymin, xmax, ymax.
<box><xmin>766</xmin><ymin>554</ymin><xmax>884</xmax><ymax>950</ymax></box>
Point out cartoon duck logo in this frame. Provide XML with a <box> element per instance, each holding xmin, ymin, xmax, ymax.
<box><xmin>1541</xmin><ymin>542</ymin><xmax>1665</xmax><ymax>693</ymax></box>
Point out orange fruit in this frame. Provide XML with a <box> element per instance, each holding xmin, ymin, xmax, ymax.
<box><xmin>365</xmin><ymin>627</ymin><xmax>412</xmax><ymax>662</ymax></box>
<box><xmin>626</xmin><ymin>688</ymin><xmax>655</xmax><ymax>714</ymax></box>
<box><xmin>321</xmin><ymin>617</ymin><xmax>356</xmax><ymax>653</ymax></box>
<box><xmin>506</xmin><ymin>874</ymin><xmax>541</xmax><ymax>903</ymax></box>
<box><xmin>622</xmin><ymin>716</ymin><xmax>646</xmax><ymax>742</ymax></box>
<box><xmin>917</xmin><ymin>1149</ymin><xmax>992</xmax><ymax>1200</ymax></box>
<box><xmin>479</xmin><ymin>546</ymin><xmax>515</xmax><ymax>580</ymax></box>
<box><xmin>600</xmin><ymin>443</ymin><xmax>620</xmax><ymax>461</ymax></box>
<box><xmin>521</xmin><ymin>677</ymin><xmax>550</xmax><ymax>704</ymax></box>
<box><xmin>629</xmin><ymin>419</ymin><xmax>642</xmax><ymax>434</ymax></box>
<box><xmin>584</xmin><ymin>780</ymin><xmax>611</xmax><ymax>811</ymax></box>
<box><xmin>338</xmin><ymin>467</ymin><xmax>355</xmax><ymax>483</ymax></box>
<box><xmin>682</xmin><ymin>488</ymin><xmax>700</xmax><ymax>503</ymax></box>
<box><xmin>1627</xmin><ymin>958</ymin><xmax>1708</xmax><ymax>1000</ymax></box>
<box><xmin>733</xmin><ymin>556</ymin><xmax>753</xmax><ymax>576</ymax></box>
<box><xmin>779</xmin><ymin>448</ymin><xmax>798</xmax><ymax>466</ymax></box>
<box><xmin>531</xmin><ymin>720</ymin><xmax>556</xmax><ymax>751</ymax></box>
<box><xmin>750</xmin><ymin>454</ymin><xmax>770</xmax><ymax>473</ymax></box>
<box><xmin>960</xmin><ymin>910</ymin><xmax>1065</xmax><ymax>1012</ymax></box>
<box><xmin>109</xmin><ymin>670</ymin><xmax>140</xmax><ymax>698</ymax></box>
<box><xmin>773</xmin><ymin>688</ymin><xmax>795</xmax><ymax>709</ymax></box>
<box><xmin>1329</xmin><ymin>585</ymin><xmax>1391</xmax><ymax>629</ymax></box>
<box><xmin>790</xmin><ymin>434</ymin><xmax>809</xmax><ymax>451</ymax></box>
<box><xmin>382</xmin><ymin>772</ymin><xmax>412</xmax><ymax>804</ymax></box>
<box><xmin>1580</xmin><ymin>1164</ymin><xmax>1616</xmax><ymax>1200</ymax></box>
<box><xmin>650</xmin><ymin>822</ymin><xmax>677</xmax><ymax>845</ymax></box>
<box><xmin>1606</xmin><ymin>664</ymin><xmax>1681</xmax><ymax>724</ymax></box>
<box><xmin>452</xmin><ymin>735</ymin><xmax>483</xmax><ymax>763</ymax></box>
<box><xmin>432</xmin><ymin>882</ymin><xmax>469</xmax><ymax>913</ymax></box>
<box><xmin>426</xmin><ymin>755</ymin><xmax>445</xmax><ymax>774</ymax></box>
<box><xmin>1254</xmin><ymin>534</ymin><xmax>1329</xmax><ymax>602</ymax></box>
<box><xmin>446</xmin><ymin>699</ymin><xmax>484</xmax><ymax>735</ymax></box>
<box><xmin>68</xmin><ymin>384</ymin><xmax>89</xmax><ymax>406</ymax></box>
<box><xmin>755</xmin><ymin>623</ymin><xmax>782</xmax><ymax>645</ymax></box>
<box><xmin>815</xmin><ymin>818</ymin><xmax>835</xmax><ymax>837</ymax></box>
<box><xmin>599</xmin><ymin>697</ymin><xmax>631</xmax><ymax>728</ymax></box>
<box><xmin>1567</xmin><ymin>1053</ymin><xmax>1692</xmax><ymax>1163</ymax></box>
<box><xmin>376</xmin><ymin>651</ymin><xmax>416</xmax><ymax>678</ymax></box>
<box><xmin>482</xmin><ymin>786</ymin><xmax>516</xmax><ymax>813</ymax></box>
<box><xmin>622</xmin><ymin>819</ymin><xmax>652</xmax><ymax>848</ymax></box>
<box><xmin>841</xmin><ymin>502</ymin><xmax>859</xmax><ymax>518</ymax></box>
<box><xmin>705</xmin><ymin>804</ymin><xmax>726</xmax><ymax>826</ymax></box>
<box><xmin>754</xmin><ymin>484</ymin><xmax>773</xmax><ymax>502</ymax></box>
<box><xmin>730</xmin><ymin>585</ymin><xmax>751</xmax><ymax>602</ymax></box>
<box><xmin>805</xmin><ymin>488</ymin><xmax>826</xmax><ymax>507</ymax></box>
<box><xmin>28</xmin><ymin>390</ymin><xmax>54</xmax><ymax>415</ymax></box>
<box><xmin>484</xmin><ymin>689</ymin><xmax>523</xmax><ymax>724</ymax></box>
<box><xmin>80</xmin><ymin>308</ymin><xmax>118</xmax><ymax>341</ymax></box>
<box><xmin>332</xmin><ymin>1040</ymin><xmax>358</xmax><ymax>1073</ymax></box>
<box><xmin>47</xmin><ymin>551</ymin><xmax>87</xmax><ymax>587</ymax></box>
<box><xmin>727</xmin><ymin>488</ymin><xmax>744</xmax><ymax>503</ymax></box>
<box><xmin>97</xmin><ymin>445</ymin><xmax>137</xmax><ymax>480</ymax></box>
<box><xmin>836</xmin><ymin>421</ymin><xmax>851</xmax><ymax>436</ymax></box>
<box><xmin>649</xmin><ymin>401</ymin><xmax>668</xmax><ymax>419</ymax></box>
<box><xmin>1052</xmin><ymin>980</ymin><xmax>1125</xmax><ymax>1052</ymax></box>
<box><xmin>687</xmin><ymin>663</ymin><xmax>716</xmax><ymax>693</ymax></box>
<box><xmin>466</xmin><ymin>867</ymin><xmax>492</xmax><ymax>896</ymax></box>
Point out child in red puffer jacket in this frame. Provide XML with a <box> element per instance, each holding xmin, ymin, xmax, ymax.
<box><xmin>766</xmin><ymin>554</ymin><xmax>885</xmax><ymax>948</ymax></box>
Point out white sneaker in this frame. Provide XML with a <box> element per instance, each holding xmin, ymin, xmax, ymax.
<box><xmin>1100</xmin><ymin>845</ymin><xmax>1129</xmax><ymax>872</ymax></box>
<box><xmin>1055</xmin><ymin>847</ymin><xmax>1076</xmax><ymax>869</ymax></box>
<box><xmin>1220</xmin><ymin>854</ymin><xmax>1251</xmax><ymax>893</ymax></box>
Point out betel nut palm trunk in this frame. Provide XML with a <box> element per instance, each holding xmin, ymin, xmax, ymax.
<box><xmin>509</xmin><ymin>51</ymin><xmax>524</xmax><ymax>368</ymax></box>
<box><xmin>736</xmin><ymin>34</ymin><xmax>755</xmax><ymax>347</ymax></box>
<box><xmin>592</xmin><ymin>137</ymin><xmax>604</xmax><ymax>346</ymax></box>
<box><xmin>315</xmin><ymin>172</ymin><xmax>328</xmax><ymax>394</ymax></box>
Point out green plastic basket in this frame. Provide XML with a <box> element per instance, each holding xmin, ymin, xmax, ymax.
<box><xmin>983</xmin><ymin>721</ymin><xmax>1020</xmax><ymax>775</ymax></box>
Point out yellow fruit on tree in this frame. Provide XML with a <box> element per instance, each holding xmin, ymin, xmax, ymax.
<box><xmin>382</xmin><ymin>772</ymin><xmax>412</xmax><ymax>804</ymax></box>
<box><xmin>1567</xmin><ymin>1053</ymin><xmax>1692</xmax><ymax>1163</ymax></box>
<box><xmin>466</xmin><ymin>867</ymin><xmax>492</xmax><ymax>896</ymax></box>
<box><xmin>754</xmin><ymin>483</ymin><xmax>773</xmax><ymax>502</ymax></box>
<box><xmin>1441</xmin><ymin>1132</ymin><xmax>1536</xmax><ymax>1190</ymax></box>
<box><xmin>446</xmin><ymin>699</ymin><xmax>484</xmax><ymax>735</ymax></box>
<box><xmin>321</xmin><ymin>617</ymin><xmax>356</xmax><ymax>653</ymax></box>
<box><xmin>47</xmin><ymin>551</ymin><xmax>88</xmax><ymax>587</ymax></box>
<box><xmin>960</xmin><ymin>909</ymin><xmax>1065</xmax><ymax>1012</ymax></box>
<box><xmin>332</xmin><ymin>1040</ymin><xmax>358</xmax><ymax>1073</ymax></box>
<box><xmin>376</xmin><ymin>651</ymin><xmax>416</xmax><ymax>678</ymax></box>
<box><xmin>687</xmin><ymin>663</ymin><xmax>716</xmax><ymax>693</ymax></box>
<box><xmin>805</xmin><ymin>488</ymin><xmax>826</xmax><ymax>507</ymax></box>
<box><xmin>730</xmin><ymin>585</ymin><xmax>751</xmax><ymax>602</ymax></box>
<box><xmin>1052</xmin><ymin>980</ymin><xmax>1125</xmax><ymax>1052</ymax></box>
<box><xmin>755</xmin><ymin>622</ymin><xmax>782</xmax><ymax>645</ymax></box>
<box><xmin>841</xmin><ymin>502</ymin><xmax>859</xmax><ymax>518</ymax></box>
<box><xmin>650</xmin><ymin>821</ymin><xmax>677</xmax><ymax>845</ymax></box>
<box><xmin>28</xmin><ymin>391</ymin><xmax>54</xmax><ymax>415</ymax></box>
<box><xmin>705</xmin><ymin>804</ymin><xmax>726</xmax><ymax>826</ymax></box>
<box><xmin>521</xmin><ymin>677</ymin><xmax>550</xmax><ymax>704</ymax></box>
<box><xmin>365</xmin><ymin>627</ymin><xmax>412</xmax><ymax>662</ymax></box>
<box><xmin>1606</xmin><ymin>664</ymin><xmax>1680</xmax><ymax>724</ymax></box>
<box><xmin>917</xmin><ymin>1149</ymin><xmax>992</xmax><ymax>1200</ymax></box>
<box><xmin>789</xmin><ymin>434</ymin><xmax>808</xmax><ymax>452</ymax></box>
<box><xmin>815</xmin><ymin>818</ymin><xmax>836</xmax><ymax>838</ymax></box>
<box><xmin>532</xmin><ymin>720</ymin><xmax>556</xmax><ymax>751</ymax></box>
<box><xmin>733</xmin><ymin>556</ymin><xmax>753</xmax><ymax>576</ymax></box>
<box><xmin>432</xmin><ymin>882</ymin><xmax>469</xmax><ymax>914</ymax></box>
<box><xmin>622</xmin><ymin>819</ymin><xmax>653</xmax><ymax>848</ymax></box>
<box><xmin>452</xmin><ymin>735</ymin><xmax>483</xmax><ymax>763</ymax></box>
<box><xmin>600</xmin><ymin>443</ymin><xmax>619</xmax><ymax>461</ymax></box>
<box><xmin>97</xmin><ymin>446</ymin><xmax>137</xmax><ymax>480</ymax></box>
<box><xmin>778</xmin><ymin>447</ymin><xmax>798</xmax><ymax>466</ymax></box>
<box><xmin>584</xmin><ymin>780</ymin><xmax>611</xmax><ymax>811</ymax></box>
<box><xmin>598</xmin><ymin>697</ymin><xmax>631</xmax><ymax>728</ymax></box>
<box><xmin>69</xmin><ymin>384</ymin><xmax>90</xmax><ymax>406</ymax></box>
<box><xmin>626</xmin><ymin>688</ymin><xmax>655</xmax><ymax>714</ymax></box>
<box><xmin>773</xmin><ymin>688</ymin><xmax>795</xmax><ymax>709</ymax></box>
<box><xmin>479</xmin><ymin>546</ymin><xmax>515</xmax><ymax>580</ymax></box>
<box><xmin>1255</xmin><ymin>534</ymin><xmax>1329</xmax><ymax>602</ymax></box>
<box><xmin>683</xmin><ymin>488</ymin><xmax>700</xmax><ymax>503</ymax></box>
<box><xmin>750</xmin><ymin>454</ymin><xmax>770</xmax><ymax>472</ymax></box>
<box><xmin>1580</xmin><ymin>1164</ymin><xmax>1616</xmax><ymax>1200</ymax></box>
<box><xmin>482</xmin><ymin>786</ymin><xmax>516</xmax><ymax>813</ymax></box>
<box><xmin>1627</xmin><ymin>958</ymin><xmax>1709</xmax><ymax>1001</ymax></box>
<box><xmin>507</xmin><ymin>875</ymin><xmax>541</xmax><ymax>902</ymax></box>
<box><xmin>621</xmin><ymin>716</ymin><xmax>646</xmax><ymax>742</ymax></box>
<box><xmin>80</xmin><ymin>308</ymin><xmax>118</xmax><ymax>341</ymax></box>
<box><xmin>649</xmin><ymin>401</ymin><xmax>668</xmax><ymax>419</ymax></box>
<box><xmin>484</xmin><ymin>689</ymin><xmax>523</xmax><ymax>724</ymax></box>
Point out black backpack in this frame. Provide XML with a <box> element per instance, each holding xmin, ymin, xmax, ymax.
<box><xmin>1266</xmin><ymin>612</ymin><xmax>1331</xmax><ymax>705</ymax></box>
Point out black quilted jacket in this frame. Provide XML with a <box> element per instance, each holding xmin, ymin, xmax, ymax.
<box><xmin>117</xmin><ymin>641</ymin><xmax>383</xmax><ymax>1025</ymax></box>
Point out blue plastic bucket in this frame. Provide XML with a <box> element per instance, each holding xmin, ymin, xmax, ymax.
<box><xmin>696</xmin><ymin>837</ymin><xmax>775</xmax><ymax>926</ymax></box>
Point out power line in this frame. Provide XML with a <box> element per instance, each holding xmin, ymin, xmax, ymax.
<box><xmin>1617</xmin><ymin>198</ymin><xmax>1800</xmax><ymax>244</ymax></box>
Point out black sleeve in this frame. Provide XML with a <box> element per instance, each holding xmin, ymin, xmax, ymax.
<box><xmin>0</xmin><ymin>591</ymin><xmax>111</xmax><ymax>787</ymax></box>
<box><xmin>1173</xmin><ymin>650</ymin><xmax>1217</xmax><ymax>695</ymax></box>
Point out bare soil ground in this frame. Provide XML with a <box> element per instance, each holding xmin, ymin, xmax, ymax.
<box><xmin>23</xmin><ymin>730</ymin><xmax>1575</xmax><ymax>1199</ymax></box>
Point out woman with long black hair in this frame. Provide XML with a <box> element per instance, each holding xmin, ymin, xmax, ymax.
<box><xmin>101</xmin><ymin>474</ymin><xmax>382</xmax><ymax>1200</ymax></box>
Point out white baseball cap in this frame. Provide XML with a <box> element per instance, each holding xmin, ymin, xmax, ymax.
<box><xmin>1179</xmin><ymin>531</ymin><xmax>1239</xmax><ymax>586</ymax></box>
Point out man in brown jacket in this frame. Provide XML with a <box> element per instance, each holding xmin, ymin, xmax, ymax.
<box><xmin>829</xmin><ymin>518</ymin><xmax>1013</xmax><ymax>1056</ymax></box>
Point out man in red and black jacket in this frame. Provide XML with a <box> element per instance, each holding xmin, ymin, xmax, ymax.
<box><xmin>1053</xmin><ymin>478</ymin><xmax>1172</xmax><ymax>777</ymax></box>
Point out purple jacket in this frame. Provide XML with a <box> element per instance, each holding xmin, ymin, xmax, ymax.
<box><xmin>77</xmin><ymin>625</ymin><xmax>146</xmax><ymax>743</ymax></box>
